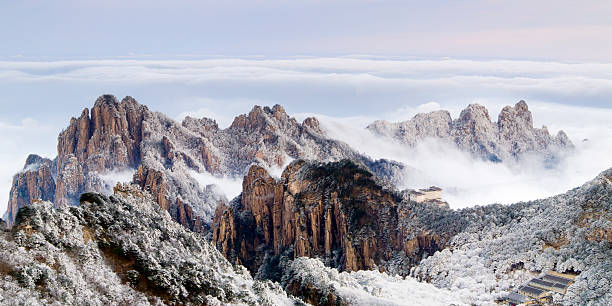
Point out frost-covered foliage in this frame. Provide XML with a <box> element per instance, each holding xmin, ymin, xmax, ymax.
<box><xmin>412</xmin><ymin>169</ymin><xmax>612</xmax><ymax>305</ymax></box>
<box><xmin>281</xmin><ymin>257</ymin><xmax>466</xmax><ymax>306</ymax></box>
<box><xmin>0</xmin><ymin>185</ymin><xmax>301</xmax><ymax>305</ymax></box>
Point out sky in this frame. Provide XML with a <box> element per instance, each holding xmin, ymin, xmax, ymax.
<box><xmin>1</xmin><ymin>1</ymin><xmax>612</xmax><ymax>213</ymax></box>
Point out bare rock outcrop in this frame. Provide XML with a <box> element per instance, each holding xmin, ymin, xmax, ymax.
<box><xmin>5</xmin><ymin>95</ymin><xmax>404</xmax><ymax>230</ymax></box>
<box><xmin>367</xmin><ymin>100</ymin><xmax>573</xmax><ymax>162</ymax></box>
<box><xmin>55</xmin><ymin>95</ymin><xmax>147</xmax><ymax>207</ymax></box>
<box><xmin>212</xmin><ymin>159</ymin><xmax>450</xmax><ymax>276</ymax></box>
<box><xmin>4</xmin><ymin>155</ymin><xmax>56</xmax><ymax>227</ymax></box>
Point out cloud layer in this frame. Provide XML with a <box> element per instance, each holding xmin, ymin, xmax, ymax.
<box><xmin>297</xmin><ymin>102</ymin><xmax>612</xmax><ymax>208</ymax></box>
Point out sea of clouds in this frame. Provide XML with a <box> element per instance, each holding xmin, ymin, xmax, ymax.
<box><xmin>296</xmin><ymin>101</ymin><xmax>612</xmax><ymax>208</ymax></box>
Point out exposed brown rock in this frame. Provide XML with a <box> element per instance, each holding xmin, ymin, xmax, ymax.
<box><xmin>55</xmin><ymin>95</ymin><xmax>148</xmax><ymax>207</ymax></box>
<box><xmin>6</xmin><ymin>95</ymin><xmax>403</xmax><ymax>231</ymax></box>
<box><xmin>5</xmin><ymin>155</ymin><xmax>56</xmax><ymax>227</ymax></box>
<box><xmin>133</xmin><ymin>165</ymin><xmax>170</xmax><ymax>211</ymax></box>
<box><xmin>212</xmin><ymin>159</ymin><xmax>450</xmax><ymax>275</ymax></box>
<box><xmin>302</xmin><ymin>117</ymin><xmax>323</xmax><ymax>134</ymax></box>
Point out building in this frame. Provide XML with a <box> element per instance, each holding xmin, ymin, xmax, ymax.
<box><xmin>518</xmin><ymin>285</ymin><xmax>547</xmax><ymax>299</ymax></box>
<box><xmin>504</xmin><ymin>292</ymin><xmax>528</xmax><ymax>305</ymax></box>
<box><xmin>407</xmin><ymin>190</ymin><xmax>425</xmax><ymax>202</ymax></box>
<box><xmin>502</xmin><ymin>271</ymin><xmax>578</xmax><ymax>305</ymax></box>
<box><xmin>408</xmin><ymin>186</ymin><xmax>442</xmax><ymax>203</ymax></box>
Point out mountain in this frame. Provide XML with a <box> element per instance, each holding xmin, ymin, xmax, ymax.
<box><xmin>212</xmin><ymin>159</ymin><xmax>458</xmax><ymax>277</ymax></box>
<box><xmin>212</xmin><ymin>158</ymin><xmax>611</xmax><ymax>305</ymax></box>
<box><xmin>366</xmin><ymin>101</ymin><xmax>573</xmax><ymax>163</ymax></box>
<box><xmin>0</xmin><ymin>184</ymin><xmax>302</xmax><ymax>305</ymax></box>
<box><xmin>411</xmin><ymin>168</ymin><xmax>612</xmax><ymax>304</ymax></box>
<box><xmin>4</xmin><ymin>155</ymin><xmax>57</xmax><ymax>226</ymax></box>
<box><xmin>0</xmin><ymin>185</ymin><xmax>470</xmax><ymax>306</ymax></box>
<box><xmin>4</xmin><ymin>95</ymin><xmax>403</xmax><ymax>228</ymax></box>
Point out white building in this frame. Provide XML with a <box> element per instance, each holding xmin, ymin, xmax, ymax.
<box><xmin>408</xmin><ymin>186</ymin><xmax>443</xmax><ymax>203</ymax></box>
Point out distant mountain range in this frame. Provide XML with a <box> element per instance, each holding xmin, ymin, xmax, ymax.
<box><xmin>367</xmin><ymin>100</ymin><xmax>573</xmax><ymax>163</ymax></box>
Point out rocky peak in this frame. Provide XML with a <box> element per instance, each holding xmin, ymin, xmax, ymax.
<box><xmin>230</xmin><ymin>105</ymin><xmax>266</xmax><ymax>130</ymax></box>
<box><xmin>498</xmin><ymin>100</ymin><xmax>533</xmax><ymax>131</ymax></box>
<box><xmin>24</xmin><ymin>154</ymin><xmax>47</xmax><ymax>168</ymax></box>
<box><xmin>270</xmin><ymin>104</ymin><xmax>287</xmax><ymax>120</ymax></box>
<box><xmin>212</xmin><ymin>159</ymin><xmax>451</xmax><ymax>276</ymax></box>
<box><xmin>5</xmin><ymin>155</ymin><xmax>56</xmax><ymax>227</ymax></box>
<box><xmin>555</xmin><ymin>130</ymin><xmax>572</xmax><ymax>146</ymax></box>
<box><xmin>181</xmin><ymin>116</ymin><xmax>219</xmax><ymax>134</ymax></box>
<box><xmin>302</xmin><ymin>117</ymin><xmax>322</xmax><ymax>133</ymax></box>
<box><xmin>54</xmin><ymin>94</ymin><xmax>150</xmax><ymax>207</ymax></box>
<box><xmin>367</xmin><ymin>100</ymin><xmax>573</xmax><ymax>163</ymax></box>
<box><xmin>457</xmin><ymin>103</ymin><xmax>491</xmax><ymax>123</ymax></box>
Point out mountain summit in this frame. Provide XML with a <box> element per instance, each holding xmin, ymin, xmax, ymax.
<box><xmin>367</xmin><ymin>101</ymin><xmax>573</xmax><ymax>162</ymax></box>
<box><xmin>4</xmin><ymin>95</ymin><xmax>402</xmax><ymax>228</ymax></box>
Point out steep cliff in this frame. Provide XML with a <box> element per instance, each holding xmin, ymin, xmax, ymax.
<box><xmin>54</xmin><ymin>95</ymin><xmax>148</xmax><ymax>208</ymax></box>
<box><xmin>5</xmin><ymin>95</ymin><xmax>403</xmax><ymax>229</ymax></box>
<box><xmin>367</xmin><ymin>101</ymin><xmax>573</xmax><ymax>162</ymax></box>
<box><xmin>4</xmin><ymin>155</ymin><xmax>56</xmax><ymax>227</ymax></box>
<box><xmin>212</xmin><ymin>159</ymin><xmax>453</xmax><ymax>277</ymax></box>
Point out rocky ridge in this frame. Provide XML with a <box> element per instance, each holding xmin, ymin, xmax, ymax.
<box><xmin>212</xmin><ymin>159</ymin><xmax>455</xmax><ymax>277</ymax></box>
<box><xmin>4</xmin><ymin>155</ymin><xmax>56</xmax><ymax>226</ymax></box>
<box><xmin>5</xmin><ymin>95</ymin><xmax>403</xmax><ymax>229</ymax></box>
<box><xmin>366</xmin><ymin>101</ymin><xmax>573</xmax><ymax>162</ymax></box>
<box><xmin>212</xmin><ymin>158</ymin><xmax>611</xmax><ymax>304</ymax></box>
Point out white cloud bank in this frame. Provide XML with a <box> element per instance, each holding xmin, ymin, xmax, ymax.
<box><xmin>189</xmin><ymin>170</ymin><xmax>243</xmax><ymax>201</ymax></box>
<box><xmin>98</xmin><ymin>169</ymin><xmax>137</xmax><ymax>195</ymax></box>
<box><xmin>1</xmin><ymin>58</ymin><xmax>612</xmax><ymax>108</ymax></box>
<box><xmin>296</xmin><ymin>102</ymin><xmax>612</xmax><ymax>208</ymax></box>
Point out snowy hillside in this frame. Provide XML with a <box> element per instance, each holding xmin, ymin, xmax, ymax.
<box><xmin>0</xmin><ymin>185</ymin><xmax>300</xmax><ymax>305</ymax></box>
<box><xmin>412</xmin><ymin>168</ymin><xmax>612</xmax><ymax>305</ymax></box>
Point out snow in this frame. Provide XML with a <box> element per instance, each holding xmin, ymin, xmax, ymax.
<box><xmin>283</xmin><ymin>257</ymin><xmax>466</xmax><ymax>305</ymax></box>
<box><xmin>0</xmin><ymin>186</ymin><xmax>301</xmax><ymax>305</ymax></box>
<box><xmin>411</xmin><ymin>169</ymin><xmax>612</xmax><ymax>305</ymax></box>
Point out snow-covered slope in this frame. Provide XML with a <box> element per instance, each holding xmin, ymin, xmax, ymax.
<box><xmin>411</xmin><ymin>168</ymin><xmax>612</xmax><ymax>305</ymax></box>
<box><xmin>0</xmin><ymin>184</ymin><xmax>301</xmax><ymax>305</ymax></box>
<box><xmin>281</xmin><ymin>257</ymin><xmax>466</xmax><ymax>306</ymax></box>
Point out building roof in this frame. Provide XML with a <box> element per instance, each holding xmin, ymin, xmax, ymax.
<box><xmin>530</xmin><ymin>278</ymin><xmax>555</xmax><ymax>288</ymax></box>
<box><xmin>505</xmin><ymin>292</ymin><xmax>528</xmax><ymax>303</ymax></box>
<box><xmin>420</xmin><ymin>186</ymin><xmax>442</xmax><ymax>192</ymax></box>
<box><xmin>518</xmin><ymin>285</ymin><xmax>546</xmax><ymax>297</ymax></box>
<box><xmin>409</xmin><ymin>190</ymin><xmax>425</xmax><ymax>195</ymax></box>
<box><xmin>543</xmin><ymin>274</ymin><xmax>572</xmax><ymax>285</ymax></box>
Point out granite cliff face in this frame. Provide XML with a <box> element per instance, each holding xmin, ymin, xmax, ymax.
<box><xmin>4</xmin><ymin>155</ymin><xmax>56</xmax><ymax>226</ymax></box>
<box><xmin>55</xmin><ymin>95</ymin><xmax>147</xmax><ymax>208</ymax></box>
<box><xmin>212</xmin><ymin>159</ymin><xmax>453</xmax><ymax>277</ymax></box>
<box><xmin>367</xmin><ymin>101</ymin><xmax>573</xmax><ymax>162</ymax></box>
<box><xmin>5</xmin><ymin>95</ymin><xmax>403</xmax><ymax>230</ymax></box>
